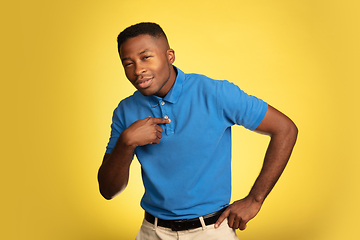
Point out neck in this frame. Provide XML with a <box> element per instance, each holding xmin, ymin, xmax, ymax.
<box><xmin>155</xmin><ymin>65</ymin><xmax>177</xmax><ymax>98</ymax></box>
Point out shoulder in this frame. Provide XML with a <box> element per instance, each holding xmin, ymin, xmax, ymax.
<box><xmin>112</xmin><ymin>91</ymin><xmax>146</xmax><ymax>118</ymax></box>
<box><xmin>116</xmin><ymin>91</ymin><xmax>145</xmax><ymax>107</ymax></box>
<box><xmin>183</xmin><ymin>72</ymin><xmax>225</xmax><ymax>91</ymax></box>
<box><xmin>121</xmin><ymin>90</ymin><xmax>142</xmax><ymax>102</ymax></box>
<box><xmin>184</xmin><ymin>72</ymin><xmax>216</xmax><ymax>83</ymax></box>
<box><xmin>184</xmin><ymin>72</ymin><xmax>238</xmax><ymax>87</ymax></box>
<box><xmin>183</xmin><ymin>72</ymin><xmax>242</xmax><ymax>96</ymax></box>
<box><xmin>111</xmin><ymin>91</ymin><xmax>149</xmax><ymax>126</ymax></box>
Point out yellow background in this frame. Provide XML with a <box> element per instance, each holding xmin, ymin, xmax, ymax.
<box><xmin>1</xmin><ymin>0</ymin><xmax>359</xmax><ymax>239</ymax></box>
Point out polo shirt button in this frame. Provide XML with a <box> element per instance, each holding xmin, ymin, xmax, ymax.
<box><xmin>164</xmin><ymin>115</ymin><xmax>169</xmax><ymax>119</ymax></box>
<box><xmin>161</xmin><ymin>101</ymin><xmax>165</xmax><ymax>105</ymax></box>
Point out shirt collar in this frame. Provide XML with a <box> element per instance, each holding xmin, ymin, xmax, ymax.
<box><xmin>147</xmin><ymin>66</ymin><xmax>185</xmax><ymax>107</ymax></box>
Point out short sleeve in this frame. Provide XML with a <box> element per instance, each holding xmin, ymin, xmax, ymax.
<box><xmin>105</xmin><ymin>106</ymin><xmax>125</xmax><ymax>154</ymax></box>
<box><xmin>217</xmin><ymin>80</ymin><xmax>268</xmax><ymax>131</ymax></box>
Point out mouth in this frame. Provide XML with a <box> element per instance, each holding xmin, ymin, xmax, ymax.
<box><xmin>136</xmin><ymin>77</ymin><xmax>153</xmax><ymax>89</ymax></box>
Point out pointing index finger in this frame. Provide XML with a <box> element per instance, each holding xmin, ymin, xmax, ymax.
<box><xmin>151</xmin><ymin>117</ymin><xmax>171</xmax><ymax>124</ymax></box>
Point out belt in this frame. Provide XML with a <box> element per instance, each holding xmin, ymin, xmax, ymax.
<box><xmin>144</xmin><ymin>208</ymin><xmax>226</xmax><ymax>231</ymax></box>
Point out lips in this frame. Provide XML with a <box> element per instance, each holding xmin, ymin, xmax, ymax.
<box><xmin>136</xmin><ymin>77</ymin><xmax>153</xmax><ymax>89</ymax></box>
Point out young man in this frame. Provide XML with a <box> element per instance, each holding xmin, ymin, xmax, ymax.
<box><xmin>98</xmin><ymin>22</ymin><xmax>298</xmax><ymax>239</ymax></box>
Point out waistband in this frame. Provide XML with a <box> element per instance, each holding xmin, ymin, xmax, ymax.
<box><xmin>144</xmin><ymin>208</ymin><xmax>226</xmax><ymax>231</ymax></box>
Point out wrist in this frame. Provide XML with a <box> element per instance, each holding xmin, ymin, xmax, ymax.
<box><xmin>247</xmin><ymin>192</ymin><xmax>265</xmax><ymax>204</ymax></box>
<box><xmin>119</xmin><ymin>130</ymin><xmax>138</xmax><ymax>149</ymax></box>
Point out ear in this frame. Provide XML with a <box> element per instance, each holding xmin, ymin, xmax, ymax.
<box><xmin>167</xmin><ymin>49</ymin><xmax>175</xmax><ymax>64</ymax></box>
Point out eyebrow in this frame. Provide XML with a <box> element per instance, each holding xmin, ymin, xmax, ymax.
<box><xmin>121</xmin><ymin>49</ymin><xmax>153</xmax><ymax>62</ymax></box>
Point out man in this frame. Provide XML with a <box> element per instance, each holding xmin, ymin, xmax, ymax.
<box><xmin>98</xmin><ymin>22</ymin><xmax>298</xmax><ymax>239</ymax></box>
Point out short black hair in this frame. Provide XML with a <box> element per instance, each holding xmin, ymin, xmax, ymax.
<box><xmin>117</xmin><ymin>22</ymin><xmax>167</xmax><ymax>52</ymax></box>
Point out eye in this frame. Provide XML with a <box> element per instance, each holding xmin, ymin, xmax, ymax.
<box><xmin>142</xmin><ymin>55</ymin><xmax>152</xmax><ymax>60</ymax></box>
<box><xmin>124</xmin><ymin>62</ymin><xmax>133</xmax><ymax>67</ymax></box>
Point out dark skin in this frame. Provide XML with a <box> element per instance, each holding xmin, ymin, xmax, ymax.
<box><xmin>98</xmin><ymin>34</ymin><xmax>175</xmax><ymax>199</ymax></box>
<box><xmin>98</xmin><ymin>34</ymin><xmax>298</xmax><ymax>230</ymax></box>
<box><xmin>215</xmin><ymin>105</ymin><xmax>298</xmax><ymax>230</ymax></box>
<box><xmin>98</xmin><ymin>116</ymin><xmax>170</xmax><ymax>199</ymax></box>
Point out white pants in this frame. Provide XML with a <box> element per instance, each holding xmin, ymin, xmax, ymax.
<box><xmin>135</xmin><ymin>217</ymin><xmax>239</xmax><ymax>240</ymax></box>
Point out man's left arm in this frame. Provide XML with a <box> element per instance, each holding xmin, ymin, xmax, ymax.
<box><xmin>215</xmin><ymin>105</ymin><xmax>298</xmax><ymax>230</ymax></box>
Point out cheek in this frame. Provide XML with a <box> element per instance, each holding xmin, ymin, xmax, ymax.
<box><xmin>155</xmin><ymin>59</ymin><xmax>169</xmax><ymax>77</ymax></box>
<box><xmin>124</xmin><ymin>68</ymin><xmax>134</xmax><ymax>80</ymax></box>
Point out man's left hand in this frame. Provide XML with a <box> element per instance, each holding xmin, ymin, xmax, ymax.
<box><xmin>215</xmin><ymin>196</ymin><xmax>262</xmax><ymax>230</ymax></box>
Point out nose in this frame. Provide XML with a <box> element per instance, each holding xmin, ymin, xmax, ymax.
<box><xmin>135</xmin><ymin>62</ymin><xmax>146</xmax><ymax>76</ymax></box>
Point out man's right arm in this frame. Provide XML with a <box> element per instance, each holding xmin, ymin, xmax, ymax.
<box><xmin>97</xmin><ymin>117</ymin><xmax>170</xmax><ymax>200</ymax></box>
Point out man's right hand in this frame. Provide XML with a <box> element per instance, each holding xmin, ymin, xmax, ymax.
<box><xmin>121</xmin><ymin>116</ymin><xmax>171</xmax><ymax>147</ymax></box>
<box><xmin>98</xmin><ymin>117</ymin><xmax>170</xmax><ymax>200</ymax></box>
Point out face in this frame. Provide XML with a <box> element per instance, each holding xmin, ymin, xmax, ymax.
<box><xmin>119</xmin><ymin>34</ymin><xmax>175</xmax><ymax>97</ymax></box>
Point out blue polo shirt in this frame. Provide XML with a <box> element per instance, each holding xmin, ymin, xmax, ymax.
<box><xmin>106</xmin><ymin>67</ymin><xmax>268</xmax><ymax>220</ymax></box>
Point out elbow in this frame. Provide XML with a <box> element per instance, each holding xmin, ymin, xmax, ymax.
<box><xmin>98</xmin><ymin>182</ymin><xmax>127</xmax><ymax>200</ymax></box>
<box><xmin>289</xmin><ymin>120</ymin><xmax>298</xmax><ymax>141</ymax></box>
<box><xmin>100</xmin><ymin>191</ymin><xmax>116</xmax><ymax>200</ymax></box>
<box><xmin>282</xmin><ymin>120</ymin><xmax>298</xmax><ymax>148</ymax></box>
<box><xmin>101</xmin><ymin>194</ymin><xmax>113</xmax><ymax>201</ymax></box>
<box><xmin>98</xmin><ymin>181</ymin><xmax>111</xmax><ymax>199</ymax></box>
<box><xmin>273</xmin><ymin>119</ymin><xmax>298</xmax><ymax>143</ymax></box>
<box><xmin>98</xmin><ymin>166</ymin><xmax>129</xmax><ymax>200</ymax></box>
<box><xmin>99</xmin><ymin>187</ymin><xmax>114</xmax><ymax>200</ymax></box>
<box><xmin>99</xmin><ymin>188</ymin><xmax>122</xmax><ymax>200</ymax></box>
